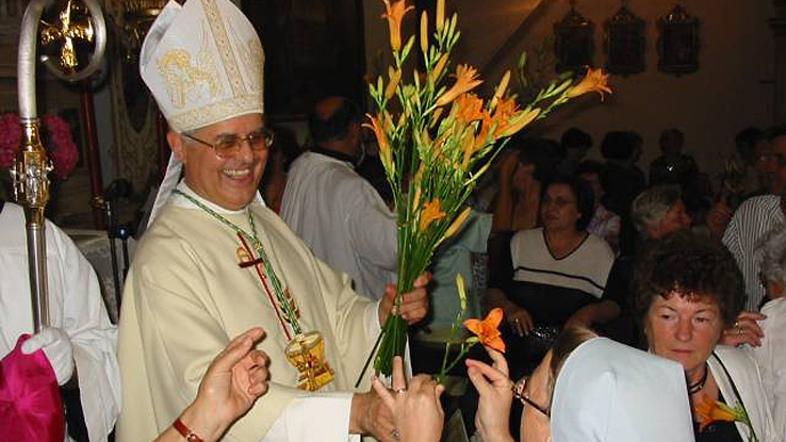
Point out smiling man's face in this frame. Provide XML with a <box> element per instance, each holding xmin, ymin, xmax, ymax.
<box><xmin>170</xmin><ymin>113</ymin><xmax>268</xmax><ymax>210</ymax></box>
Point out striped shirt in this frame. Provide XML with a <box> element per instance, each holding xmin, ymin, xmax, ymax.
<box><xmin>511</xmin><ymin>228</ymin><xmax>615</xmax><ymax>299</ymax></box>
<box><xmin>722</xmin><ymin>195</ymin><xmax>785</xmax><ymax>311</ymax></box>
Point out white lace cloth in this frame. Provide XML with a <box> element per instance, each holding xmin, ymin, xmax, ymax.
<box><xmin>64</xmin><ymin>229</ymin><xmax>135</xmax><ymax>323</ymax></box>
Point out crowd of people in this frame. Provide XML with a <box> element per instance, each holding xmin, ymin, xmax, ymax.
<box><xmin>1</xmin><ymin>0</ymin><xmax>785</xmax><ymax>441</ymax></box>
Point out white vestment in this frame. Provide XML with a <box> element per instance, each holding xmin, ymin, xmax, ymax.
<box><xmin>710</xmin><ymin>345</ymin><xmax>778</xmax><ymax>442</ymax></box>
<box><xmin>281</xmin><ymin>152</ymin><xmax>397</xmax><ymax>300</ymax></box>
<box><xmin>0</xmin><ymin>202</ymin><xmax>120</xmax><ymax>441</ymax></box>
<box><xmin>747</xmin><ymin>298</ymin><xmax>786</xmax><ymax>441</ymax></box>
<box><xmin>117</xmin><ymin>184</ymin><xmax>380</xmax><ymax>441</ymax></box>
<box><xmin>551</xmin><ymin>337</ymin><xmax>695</xmax><ymax>442</ymax></box>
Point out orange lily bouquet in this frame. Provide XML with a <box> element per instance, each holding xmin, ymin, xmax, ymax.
<box><xmin>694</xmin><ymin>396</ymin><xmax>758</xmax><ymax>441</ymax></box>
<box><xmin>434</xmin><ymin>274</ymin><xmax>505</xmax><ymax>383</ymax></box>
<box><xmin>361</xmin><ymin>0</ymin><xmax>612</xmax><ymax>378</ymax></box>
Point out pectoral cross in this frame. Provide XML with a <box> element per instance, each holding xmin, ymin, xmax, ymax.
<box><xmin>40</xmin><ymin>0</ymin><xmax>95</xmax><ymax>72</ymax></box>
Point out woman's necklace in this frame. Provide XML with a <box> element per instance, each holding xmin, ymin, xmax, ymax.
<box><xmin>687</xmin><ymin>363</ymin><xmax>709</xmax><ymax>395</ymax></box>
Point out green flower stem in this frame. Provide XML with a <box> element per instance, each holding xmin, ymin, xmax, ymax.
<box><xmin>436</xmin><ymin>341</ymin><xmax>477</xmax><ymax>384</ymax></box>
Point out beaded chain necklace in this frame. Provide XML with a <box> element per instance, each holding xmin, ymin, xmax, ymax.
<box><xmin>173</xmin><ymin>189</ymin><xmax>302</xmax><ymax>336</ymax></box>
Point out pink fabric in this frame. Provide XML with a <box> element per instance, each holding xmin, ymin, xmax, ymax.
<box><xmin>0</xmin><ymin>334</ymin><xmax>65</xmax><ymax>442</ymax></box>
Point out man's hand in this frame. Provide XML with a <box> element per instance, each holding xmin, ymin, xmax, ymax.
<box><xmin>22</xmin><ymin>327</ymin><xmax>74</xmax><ymax>386</ymax></box>
<box><xmin>720</xmin><ymin>311</ymin><xmax>766</xmax><ymax>347</ymax></box>
<box><xmin>350</xmin><ymin>388</ymin><xmax>396</xmax><ymax>441</ymax></box>
<box><xmin>378</xmin><ymin>273</ymin><xmax>430</xmax><ymax>326</ymax></box>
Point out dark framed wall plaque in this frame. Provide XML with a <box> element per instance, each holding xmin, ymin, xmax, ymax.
<box><xmin>657</xmin><ymin>4</ymin><xmax>699</xmax><ymax>75</ymax></box>
<box><xmin>604</xmin><ymin>5</ymin><xmax>645</xmax><ymax>76</ymax></box>
<box><xmin>243</xmin><ymin>0</ymin><xmax>366</xmax><ymax>121</ymax></box>
<box><xmin>554</xmin><ymin>3</ymin><xmax>594</xmax><ymax>74</ymax></box>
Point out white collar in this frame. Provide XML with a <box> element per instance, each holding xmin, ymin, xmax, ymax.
<box><xmin>171</xmin><ymin>181</ymin><xmax>250</xmax><ymax>215</ymax></box>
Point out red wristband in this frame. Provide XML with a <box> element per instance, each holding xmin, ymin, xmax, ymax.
<box><xmin>173</xmin><ymin>417</ymin><xmax>205</xmax><ymax>442</ymax></box>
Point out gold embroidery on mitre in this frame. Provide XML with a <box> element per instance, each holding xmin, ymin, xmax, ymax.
<box><xmin>157</xmin><ymin>28</ymin><xmax>222</xmax><ymax>109</ymax></box>
<box><xmin>228</xmin><ymin>22</ymin><xmax>265</xmax><ymax>94</ymax></box>
<box><xmin>170</xmin><ymin>94</ymin><xmax>263</xmax><ymax>133</ymax></box>
<box><xmin>202</xmin><ymin>0</ymin><xmax>245</xmax><ymax>96</ymax></box>
<box><xmin>245</xmin><ymin>38</ymin><xmax>264</xmax><ymax>93</ymax></box>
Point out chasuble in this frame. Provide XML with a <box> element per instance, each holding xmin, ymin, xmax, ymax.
<box><xmin>117</xmin><ymin>185</ymin><xmax>380</xmax><ymax>441</ymax></box>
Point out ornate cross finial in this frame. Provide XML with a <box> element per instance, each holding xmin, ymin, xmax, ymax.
<box><xmin>40</xmin><ymin>0</ymin><xmax>95</xmax><ymax>72</ymax></box>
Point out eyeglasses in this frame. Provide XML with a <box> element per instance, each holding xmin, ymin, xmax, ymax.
<box><xmin>182</xmin><ymin>128</ymin><xmax>274</xmax><ymax>159</ymax></box>
<box><xmin>512</xmin><ymin>377</ymin><xmax>551</xmax><ymax>418</ymax></box>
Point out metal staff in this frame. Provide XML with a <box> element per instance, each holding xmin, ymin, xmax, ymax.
<box><xmin>12</xmin><ymin>0</ymin><xmax>106</xmax><ymax>333</ymax></box>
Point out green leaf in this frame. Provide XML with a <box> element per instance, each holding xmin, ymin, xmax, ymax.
<box><xmin>517</xmin><ymin>51</ymin><xmax>528</xmax><ymax>69</ymax></box>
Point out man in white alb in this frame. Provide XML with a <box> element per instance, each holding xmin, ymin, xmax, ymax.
<box><xmin>116</xmin><ymin>1</ymin><xmax>427</xmax><ymax>441</ymax></box>
<box><xmin>0</xmin><ymin>199</ymin><xmax>120</xmax><ymax>441</ymax></box>
<box><xmin>281</xmin><ymin>97</ymin><xmax>398</xmax><ymax>300</ymax></box>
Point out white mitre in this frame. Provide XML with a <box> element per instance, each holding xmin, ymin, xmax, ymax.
<box><xmin>140</xmin><ymin>0</ymin><xmax>264</xmax><ymax>132</ymax></box>
<box><xmin>140</xmin><ymin>0</ymin><xmax>265</xmax><ymax>225</ymax></box>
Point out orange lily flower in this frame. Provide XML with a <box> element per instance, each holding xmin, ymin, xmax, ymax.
<box><xmin>694</xmin><ymin>396</ymin><xmax>738</xmax><ymax>432</ymax></box>
<box><xmin>565</xmin><ymin>67</ymin><xmax>612</xmax><ymax>101</ymax></box>
<box><xmin>363</xmin><ymin>113</ymin><xmax>393</xmax><ymax>173</ymax></box>
<box><xmin>454</xmin><ymin>93</ymin><xmax>485</xmax><ymax>124</ymax></box>
<box><xmin>419</xmin><ymin>198</ymin><xmax>447</xmax><ymax>232</ymax></box>
<box><xmin>435</xmin><ymin>64</ymin><xmax>483</xmax><ymax>107</ymax></box>
<box><xmin>491</xmin><ymin>96</ymin><xmax>518</xmax><ymax>130</ymax></box>
<box><xmin>382</xmin><ymin>0</ymin><xmax>414</xmax><ymax>52</ymax></box>
<box><xmin>473</xmin><ymin>111</ymin><xmax>494</xmax><ymax>150</ymax></box>
<box><xmin>464</xmin><ymin>308</ymin><xmax>505</xmax><ymax>353</ymax></box>
<box><xmin>474</xmin><ymin>96</ymin><xmax>518</xmax><ymax>148</ymax></box>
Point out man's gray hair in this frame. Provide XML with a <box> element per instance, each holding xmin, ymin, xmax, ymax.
<box><xmin>757</xmin><ymin>223</ymin><xmax>786</xmax><ymax>285</ymax></box>
<box><xmin>631</xmin><ymin>185</ymin><xmax>682</xmax><ymax>233</ymax></box>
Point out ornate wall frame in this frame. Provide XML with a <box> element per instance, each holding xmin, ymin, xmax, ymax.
<box><xmin>604</xmin><ymin>4</ymin><xmax>645</xmax><ymax>76</ymax></box>
<box><xmin>657</xmin><ymin>4</ymin><xmax>700</xmax><ymax>75</ymax></box>
<box><xmin>554</xmin><ymin>2</ymin><xmax>594</xmax><ymax>74</ymax></box>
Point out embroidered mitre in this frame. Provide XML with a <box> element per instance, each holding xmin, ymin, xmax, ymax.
<box><xmin>140</xmin><ymin>0</ymin><xmax>264</xmax><ymax>132</ymax></box>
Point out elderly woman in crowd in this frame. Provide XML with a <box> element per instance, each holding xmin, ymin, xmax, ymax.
<box><xmin>634</xmin><ymin>232</ymin><xmax>777</xmax><ymax>441</ymax></box>
<box><xmin>602</xmin><ymin>184</ymin><xmax>694</xmax><ymax>346</ymax></box>
<box><xmin>605</xmin><ymin>185</ymin><xmax>764</xmax><ymax>348</ymax></box>
<box><xmin>461</xmin><ymin>327</ymin><xmax>694</xmax><ymax>442</ymax></box>
<box><xmin>631</xmin><ymin>184</ymin><xmax>692</xmax><ymax>241</ymax></box>
<box><xmin>749</xmin><ymin>224</ymin><xmax>786</xmax><ymax>439</ymax></box>
<box><xmin>486</xmin><ymin>176</ymin><xmax>619</xmax><ymax>379</ymax></box>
